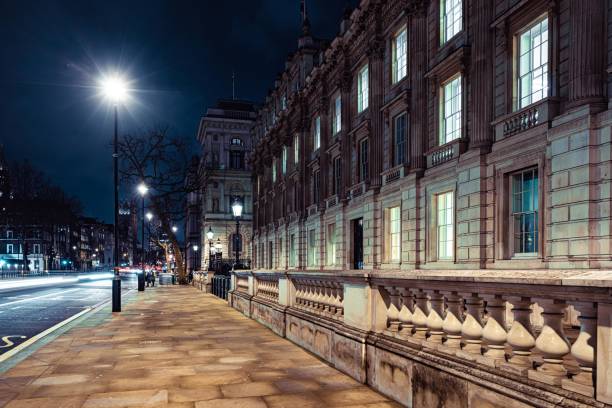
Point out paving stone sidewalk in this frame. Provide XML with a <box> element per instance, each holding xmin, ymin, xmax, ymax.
<box><xmin>0</xmin><ymin>285</ymin><xmax>400</xmax><ymax>408</ymax></box>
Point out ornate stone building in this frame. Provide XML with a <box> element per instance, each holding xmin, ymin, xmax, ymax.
<box><xmin>240</xmin><ymin>0</ymin><xmax>612</xmax><ymax>406</ymax></box>
<box><xmin>195</xmin><ymin>99</ymin><xmax>256</xmax><ymax>269</ymax></box>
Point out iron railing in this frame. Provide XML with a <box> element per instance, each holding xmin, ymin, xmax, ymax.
<box><xmin>211</xmin><ymin>275</ymin><xmax>231</xmax><ymax>300</ymax></box>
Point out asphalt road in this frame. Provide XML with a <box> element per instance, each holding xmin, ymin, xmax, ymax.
<box><xmin>0</xmin><ymin>275</ymin><xmax>137</xmax><ymax>356</ymax></box>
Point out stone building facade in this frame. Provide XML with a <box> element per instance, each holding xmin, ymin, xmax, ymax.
<box><xmin>252</xmin><ymin>0</ymin><xmax>611</xmax><ymax>276</ymax></box>
<box><xmin>195</xmin><ymin>99</ymin><xmax>256</xmax><ymax>269</ymax></box>
<box><xmin>241</xmin><ymin>0</ymin><xmax>612</xmax><ymax>406</ymax></box>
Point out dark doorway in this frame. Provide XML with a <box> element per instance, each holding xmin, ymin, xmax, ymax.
<box><xmin>353</xmin><ymin>218</ymin><xmax>364</xmax><ymax>270</ymax></box>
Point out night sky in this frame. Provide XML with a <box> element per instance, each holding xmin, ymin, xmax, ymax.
<box><xmin>0</xmin><ymin>0</ymin><xmax>355</xmax><ymax>223</ymax></box>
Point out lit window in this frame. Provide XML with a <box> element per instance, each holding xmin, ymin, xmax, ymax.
<box><xmin>289</xmin><ymin>234</ymin><xmax>296</xmax><ymax>267</ymax></box>
<box><xmin>392</xmin><ymin>28</ymin><xmax>408</xmax><ymax>83</ymax></box>
<box><xmin>332</xmin><ymin>95</ymin><xmax>342</xmax><ymax>135</ymax></box>
<box><xmin>327</xmin><ymin>223</ymin><xmax>336</xmax><ymax>266</ymax></box>
<box><xmin>313</xmin><ymin>116</ymin><xmax>321</xmax><ymax>151</ymax></box>
<box><xmin>308</xmin><ymin>229</ymin><xmax>317</xmax><ymax>267</ymax></box>
<box><xmin>294</xmin><ymin>134</ymin><xmax>299</xmax><ymax>165</ymax></box>
<box><xmin>512</xmin><ymin>168</ymin><xmax>539</xmax><ymax>254</ymax></box>
<box><xmin>7</xmin><ymin>244</ymin><xmax>13</xmax><ymax>254</ymax></box>
<box><xmin>357</xmin><ymin>65</ymin><xmax>369</xmax><ymax>113</ymax></box>
<box><xmin>281</xmin><ymin>94</ymin><xmax>287</xmax><ymax>111</ymax></box>
<box><xmin>278</xmin><ymin>237</ymin><xmax>283</xmax><ymax>268</ymax></box>
<box><xmin>440</xmin><ymin>75</ymin><xmax>462</xmax><ymax>145</ymax></box>
<box><xmin>6</xmin><ymin>230</ymin><xmax>12</xmax><ymax>239</ymax></box>
<box><xmin>282</xmin><ymin>146</ymin><xmax>288</xmax><ymax>175</ymax></box>
<box><xmin>386</xmin><ymin>206</ymin><xmax>401</xmax><ymax>262</ymax></box>
<box><xmin>394</xmin><ymin>113</ymin><xmax>407</xmax><ymax>166</ymax></box>
<box><xmin>518</xmin><ymin>16</ymin><xmax>548</xmax><ymax>109</ymax></box>
<box><xmin>440</xmin><ymin>0</ymin><xmax>462</xmax><ymax>44</ymax></box>
<box><xmin>359</xmin><ymin>139</ymin><xmax>369</xmax><ymax>182</ymax></box>
<box><xmin>437</xmin><ymin>191</ymin><xmax>454</xmax><ymax>260</ymax></box>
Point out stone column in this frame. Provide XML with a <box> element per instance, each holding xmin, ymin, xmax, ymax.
<box><xmin>408</xmin><ymin>5</ymin><xmax>427</xmax><ymax>171</ymax></box>
<box><xmin>468</xmin><ymin>0</ymin><xmax>493</xmax><ymax>148</ymax></box>
<box><xmin>568</xmin><ymin>0</ymin><xmax>606</xmax><ymax>107</ymax></box>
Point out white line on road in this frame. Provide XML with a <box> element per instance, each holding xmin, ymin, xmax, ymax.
<box><xmin>0</xmin><ymin>289</ymin><xmax>80</xmax><ymax>308</ymax></box>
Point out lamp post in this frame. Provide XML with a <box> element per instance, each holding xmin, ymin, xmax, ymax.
<box><xmin>101</xmin><ymin>74</ymin><xmax>128</xmax><ymax>313</ymax></box>
<box><xmin>192</xmin><ymin>244</ymin><xmax>199</xmax><ymax>275</ymax></box>
<box><xmin>231</xmin><ymin>197</ymin><xmax>243</xmax><ymax>268</ymax></box>
<box><xmin>137</xmin><ymin>182</ymin><xmax>148</xmax><ymax>292</ymax></box>
<box><xmin>206</xmin><ymin>227</ymin><xmax>213</xmax><ymax>270</ymax></box>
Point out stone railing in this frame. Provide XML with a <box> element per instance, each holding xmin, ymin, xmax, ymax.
<box><xmin>307</xmin><ymin>204</ymin><xmax>318</xmax><ymax>217</ymax></box>
<box><xmin>381</xmin><ymin>165</ymin><xmax>404</xmax><ymax>185</ymax></box>
<box><xmin>349</xmin><ymin>182</ymin><xmax>366</xmax><ymax>199</ymax></box>
<box><xmin>493</xmin><ymin>98</ymin><xmax>559</xmax><ymax>141</ymax></box>
<box><xmin>325</xmin><ymin>195</ymin><xmax>338</xmax><ymax>209</ymax></box>
<box><xmin>373</xmin><ymin>271</ymin><xmax>611</xmax><ymax>403</ymax></box>
<box><xmin>292</xmin><ymin>276</ymin><xmax>344</xmax><ymax>320</ymax></box>
<box><xmin>228</xmin><ymin>269</ymin><xmax>612</xmax><ymax>406</ymax></box>
<box><xmin>255</xmin><ymin>274</ymin><xmax>279</xmax><ymax>302</ymax></box>
<box><xmin>426</xmin><ymin>139</ymin><xmax>465</xmax><ymax>168</ymax></box>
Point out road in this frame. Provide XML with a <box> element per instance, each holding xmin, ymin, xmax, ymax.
<box><xmin>0</xmin><ymin>274</ymin><xmax>137</xmax><ymax>356</ymax></box>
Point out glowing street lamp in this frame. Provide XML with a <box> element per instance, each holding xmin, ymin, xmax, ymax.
<box><xmin>172</xmin><ymin>226</ymin><xmax>178</xmax><ymax>233</ymax></box>
<box><xmin>146</xmin><ymin>212</ymin><xmax>153</xmax><ymax>221</ymax></box>
<box><xmin>100</xmin><ymin>72</ymin><xmax>130</xmax><ymax>313</ymax></box>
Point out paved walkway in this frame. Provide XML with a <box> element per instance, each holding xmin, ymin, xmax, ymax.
<box><xmin>0</xmin><ymin>286</ymin><xmax>399</xmax><ymax>408</ymax></box>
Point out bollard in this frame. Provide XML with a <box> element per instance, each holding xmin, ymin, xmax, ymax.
<box><xmin>112</xmin><ymin>275</ymin><xmax>121</xmax><ymax>312</ymax></box>
<box><xmin>138</xmin><ymin>272</ymin><xmax>145</xmax><ymax>291</ymax></box>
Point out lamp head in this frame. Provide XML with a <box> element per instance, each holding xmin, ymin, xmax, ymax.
<box><xmin>172</xmin><ymin>226</ymin><xmax>178</xmax><ymax>233</ymax></box>
<box><xmin>231</xmin><ymin>197</ymin><xmax>243</xmax><ymax>218</ymax></box>
<box><xmin>193</xmin><ymin>245</ymin><xmax>199</xmax><ymax>252</ymax></box>
<box><xmin>145</xmin><ymin>212</ymin><xmax>153</xmax><ymax>221</ymax></box>
<box><xmin>100</xmin><ymin>75</ymin><xmax>129</xmax><ymax>104</ymax></box>
<box><xmin>137</xmin><ymin>182</ymin><xmax>148</xmax><ymax>196</ymax></box>
<box><xmin>206</xmin><ymin>226</ymin><xmax>214</xmax><ymax>241</ymax></box>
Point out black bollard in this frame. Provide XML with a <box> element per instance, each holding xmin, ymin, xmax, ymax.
<box><xmin>138</xmin><ymin>272</ymin><xmax>145</xmax><ymax>291</ymax></box>
<box><xmin>112</xmin><ymin>275</ymin><xmax>121</xmax><ymax>312</ymax></box>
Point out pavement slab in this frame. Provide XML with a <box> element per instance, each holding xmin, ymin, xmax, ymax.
<box><xmin>0</xmin><ymin>286</ymin><xmax>400</xmax><ymax>407</ymax></box>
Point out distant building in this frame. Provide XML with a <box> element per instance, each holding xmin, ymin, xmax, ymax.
<box><xmin>190</xmin><ymin>99</ymin><xmax>256</xmax><ymax>270</ymax></box>
<box><xmin>118</xmin><ymin>200</ymin><xmax>138</xmax><ymax>266</ymax></box>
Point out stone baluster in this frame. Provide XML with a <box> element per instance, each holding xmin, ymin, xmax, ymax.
<box><xmin>481</xmin><ymin>295</ymin><xmax>508</xmax><ymax>366</ymax></box>
<box><xmin>442</xmin><ymin>292</ymin><xmax>463</xmax><ymax>350</ymax></box>
<box><xmin>501</xmin><ymin>297</ymin><xmax>536</xmax><ymax>375</ymax></box>
<box><xmin>322</xmin><ymin>283</ymin><xmax>331</xmax><ymax>315</ymax></box>
<box><xmin>459</xmin><ymin>293</ymin><xmax>484</xmax><ymax>359</ymax></box>
<box><xmin>529</xmin><ymin>300</ymin><xmax>571</xmax><ymax>386</ymax></box>
<box><xmin>398</xmin><ymin>288</ymin><xmax>414</xmax><ymax>336</ymax></box>
<box><xmin>386</xmin><ymin>287</ymin><xmax>401</xmax><ymax>332</ymax></box>
<box><xmin>426</xmin><ymin>290</ymin><xmax>445</xmax><ymax>345</ymax></box>
<box><xmin>412</xmin><ymin>289</ymin><xmax>430</xmax><ymax>340</ymax></box>
<box><xmin>335</xmin><ymin>283</ymin><xmax>344</xmax><ymax>317</ymax></box>
<box><xmin>562</xmin><ymin>301</ymin><xmax>597</xmax><ymax>397</ymax></box>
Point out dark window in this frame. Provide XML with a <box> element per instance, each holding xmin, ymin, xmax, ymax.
<box><xmin>359</xmin><ymin>139</ymin><xmax>369</xmax><ymax>182</ymax></box>
<box><xmin>394</xmin><ymin>113</ymin><xmax>407</xmax><ymax>166</ymax></box>
<box><xmin>333</xmin><ymin>157</ymin><xmax>342</xmax><ymax>195</ymax></box>
<box><xmin>313</xmin><ymin>171</ymin><xmax>321</xmax><ymax>204</ymax></box>
<box><xmin>512</xmin><ymin>168</ymin><xmax>539</xmax><ymax>254</ymax></box>
<box><xmin>229</xmin><ymin>151</ymin><xmax>244</xmax><ymax>170</ymax></box>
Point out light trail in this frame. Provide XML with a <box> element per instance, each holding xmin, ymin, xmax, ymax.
<box><xmin>0</xmin><ymin>288</ymin><xmax>80</xmax><ymax>308</ymax></box>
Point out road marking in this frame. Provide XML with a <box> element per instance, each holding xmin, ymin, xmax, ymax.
<box><xmin>0</xmin><ymin>307</ymin><xmax>91</xmax><ymax>363</ymax></box>
<box><xmin>0</xmin><ymin>335</ymin><xmax>27</xmax><ymax>349</ymax></box>
<box><xmin>0</xmin><ymin>289</ymin><xmax>80</xmax><ymax>308</ymax></box>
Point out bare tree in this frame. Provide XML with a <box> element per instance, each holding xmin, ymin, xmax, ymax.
<box><xmin>118</xmin><ymin>127</ymin><xmax>204</xmax><ymax>283</ymax></box>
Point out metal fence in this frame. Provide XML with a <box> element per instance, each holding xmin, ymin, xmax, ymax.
<box><xmin>211</xmin><ymin>275</ymin><xmax>231</xmax><ymax>300</ymax></box>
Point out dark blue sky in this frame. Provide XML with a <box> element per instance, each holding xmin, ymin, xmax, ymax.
<box><xmin>0</xmin><ymin>0</ymin><xmax>354</xmax><ymax>223</ymax></box>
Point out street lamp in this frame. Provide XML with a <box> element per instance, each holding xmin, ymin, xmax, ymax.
<box><xmin>172</xmin><ymin>226</ymin><xmax>178</xmax><ymax>233</ymax></box>
<box><xmin>137</xmin><ymin>182</ymin><xmax>148</xmax><ymax>292</ymax></box>
<box><xmin>146</xmin><ymin>212</ymin><xmax>153</xmax><ymax>221</ymax></box>
<box><xmin>231</xmin><ymin>197</ymin><xmax>243</xmax><ymax>268</ymax></box>
<box><xmin>100</xmin><ymin>73</ymin><xmax>129</xmax><ymax>313</ymax></box>
<box><xmin>206</xmin><ymin>227</ymin><xmax>214</xmax><ymax>270</ymax></box>
<box><xmin>192</xmin><ymin>244</ymin><xmax>199</xmax><ymax>276</ymax></box>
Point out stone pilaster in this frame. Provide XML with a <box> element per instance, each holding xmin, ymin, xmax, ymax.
<box><xmin>368</xmin><ymin>41</ymin><xmax>385</xmax><ymax>189</ymax></box>
<box><xmin>568</xmin><ymin>0</ymin><xmax>606</xmax><ymax>107</ymax></box>
<box><xmin>468</xmin><ymin>0</ymin><xmax>493</xmax><ymax>148</ymax></box>
<box><xmin>409</xmin><ymin>6</ymin><xmax>427</xmax><ymax>171</ymax></box>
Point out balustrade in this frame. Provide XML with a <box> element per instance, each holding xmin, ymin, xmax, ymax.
<box><xmin>294</xmin><ymin>277</ymin><xmax>343</xmax><ymax>319</ymax></box>
<box><xmin>236</xmin><ymin>275</ymin><xmax>249</xmax><ymax>293</ymax></box>
<box><xmin>255</xmin><ymin>275</ymin><xmax>279</xmax><ymax>302</ymax></box>
<box><xmin>375</xmin><ymin>280</ymin><xmax>604</xmax><ymax>399</ymax></box>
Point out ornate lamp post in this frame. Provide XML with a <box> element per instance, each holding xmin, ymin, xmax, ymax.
<box><xmin>137</xmin><ymin>182</ymin><xmax>148</xmax><ymax>292</ymax></box>
<box><xmin>231</xmin><ymin>197</ymin><xmax>243</xmax><ymax>268</ymax></box>
<box><xmin>206</xmin><ymin>227</ymin><xmax>214</xmax><ymax>270</ymax></box>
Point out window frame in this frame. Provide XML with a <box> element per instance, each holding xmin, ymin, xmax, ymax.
<box><xmin>313</xmin><ymin>116</ymin><xmax>321</xmax><ymax>151</ymax></box>
<box><xmin>435</xmin><ymin>191</ymin><xmax>455</xmax><ymax>261</ymax></box>
<box><xmin>359</xmin><ymin>138</ymin><xmax>369</xmax><ymax>182</ymax></box>
<box><xmin>357</xmin><ymin>65</ymin><xmax>369</xmax><ymax>113</ymax></box>
<box><xmin>326</xmin><ymin>223</ymin><xmax>337</xmax><ymax>266</ymax></box>
<box><xmin>289</xmin><ymin>233</ymin><xmax>297</xmax><ymax>267</ymax></box>
<box><xmin>294</xmin><ymin>134</ymin><xmax>300</xmax><ymax>165</ymax></box>
<box><xmin>333</xmin><ymin>156</ymin><xmax>342</xmax><ymax>195</ymax></box>
<box><xmin>392</xmin><ymin>26</ymin><xmax>408</xmax><ymax>84</ymax></box>
<box><xmin>332</xmin><ymin>95</ymin><xmax>342</xmax><ymax>135</ymax></box>
<box><xmin>439</xmin><ymin>74</ymin><xmax>463</xmax><ymax>145</ymax></box>
<box><xmin>509</xmin><ymin>167</ymin><xmax>540</xmax><ymax>257</ymax></box>
<box><xmin>393</xmin><ymin>113</ymin><xmax>407</xmax><ymax>167</ymax></box>
<box><xmin>514</xmin><ymin>14</ymin><xmax>550</xmax><ymax>110</ymax></box>
<box><xmin>440</xmin><ymin>0</ymin><xmax>463</xmax><ymax>45</ymax></box>
<box><xmin>384</xmin><ymin>206</ymin><xmax>402</xmax><ymax>263</ymax></box>
<box><xmin>308</xmin><ymin>229</ymin><xmax>317</xmax><ymax>267</ymax></box>
<box><xmin>282</xmin><ymin>146</ymin><xmax>288</xmax><ymax>175</ymax></box>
